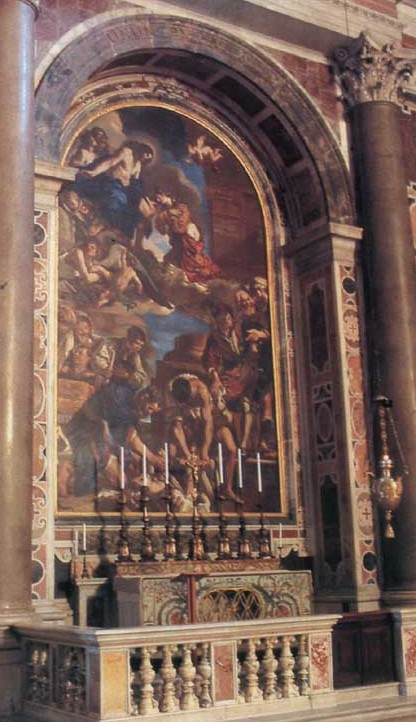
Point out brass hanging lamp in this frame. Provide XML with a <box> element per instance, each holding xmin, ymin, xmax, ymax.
<box><xmin>371</xmin><ymin>396</ymin><xmax>404</xmax><ymax>539</ymax></box>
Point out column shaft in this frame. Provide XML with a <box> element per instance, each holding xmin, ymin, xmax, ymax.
<box><xmin>351</xmin><ymin>101</ymin><xmax>416</xmax><ymax>590</ymax></box>
<box><xmin>0</xmin><ymin>0</ymin><xmax>35</xmax><ymax>617</ymax></box>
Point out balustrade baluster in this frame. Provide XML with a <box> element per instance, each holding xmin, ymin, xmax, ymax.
<box><xmin>295</xmin><ymin>633</ymin><xmax>310</xmax><ymax>695</ymax></box>
<box><xmin>138</xmin><ymin>646</ymin><xmax>158</xmax><ymax>715</ymax></box>
<box><xmin>196</xmin><ymin>642</ymin><xmax>212</xmax><ymax>708</ymax></box>
<box><xmin>159</xmin><ymin>644</ymin><xmax>179</xmax><ymax>713</ymax></box>
<box><xmin>278</xmin><ymin>635</ymin><xmax>299</xmax><ymax>698</ymax></box>
<box><xmin>38</xmin><ymin>648</ymin><xmax>51</xmax><ymax>704</ymax></box>
<box><xmin>260</xmin><ymin>637</ymin><xmax>280</xmax><ymax>700</ymax></box>
<box><xmin>241</xmin><ymin>638</ymin><xmax>262</xmax><ymax>702</ymax></box>
<box><xmin>27</xmin><ymin>646</ymin><xmax>41</xmax><ymax>702</ymax></box>
<box><xmin>178</xmin><ymin>644</ymin><xmax>199</xmax><ymax>710</ymax></box>
<box><xmin>58</xmin><ymin>647</ymin><xmax>72</xmax><ymax>711</ymax></box>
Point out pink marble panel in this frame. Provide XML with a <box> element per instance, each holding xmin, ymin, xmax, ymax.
<box><xmin>404</xmin><ymin>628</ymin><xmax>416</xmax><ymax>678</ymax></box>
<box><xmin>213</xmin><ymin>643</ymin><xmax>235</xmax><ymax>702</ymax></box>
<box><xmin>310</xmin><ymin>634</ymin><xmax>331</xmax><ymax>692</ymax></box>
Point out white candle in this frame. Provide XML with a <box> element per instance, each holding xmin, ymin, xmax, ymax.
<box><xmin>218</xmin><ymin>442</ymin><xmax>224</xmax><ymax>485</ymax></box>
<box><xmin>256</xmin><ymin>452</ymin><xmax>262</xmax><ymax>493</ymax></box>
<box><xmin>74</xmin><ymin>528</ymin><xmax>79</xmax><ymax>557</ymax></box>
<box><xmin>82</xmin><ymin>523</ymin><xmax>86</xmax><ymax>551</ymax></box>
<box><xmin>279</xmin><ymin>522</ymin><xmax>282</xmax><ymax>547</ymax></box>
<box><xmin>120</xmin><ymin>446</ymin><xmax>125</xmax><ymax>490</ymax></box>
<box><xmin>143</xmin><ymin>444</ymin><xmax>147</xmax><ymax>486</ymax></box>
<box><xmin>237</xmin><ymin>448</ymin><xmax>243</xmax><ymax>489</ymax></box>
<box><xmin>165</xmin><ymin>442</ymin><xmax>169</xmax><ymax>485</ymax></box>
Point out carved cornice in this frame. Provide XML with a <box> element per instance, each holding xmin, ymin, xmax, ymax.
<box><xmin>333</xmin><ymin>32</ymin><xmax>416</xmax><ymax>107</ymax></box>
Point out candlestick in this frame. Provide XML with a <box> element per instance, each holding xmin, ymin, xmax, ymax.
<box><xmin>74</xmin><ymin>528</ymin><xmax>79</xmax><ymax>557</ymax></box>
<box><xmin>143</xmin><ymin>444</ymin><xmax>147</xmax><ymax>486</ymax></box>
<box><xmin>140</xmin><ymin>483</ymin><xmax>155</xmax><ymax>561</ymax></box>
<box><xmin>256</xmin><ymin>452</ymin><xmax>262</xmax><ymax>493</ymax></box>
<box><xmin>279</xmin><ymin>522</ymin><xmax>283</xmax><ymax>548</ymax></box>
<box><xmin>120</xmin><ymin>446</ymin><xmax>125</xmax><ymax>490</ymax></box>
<box><xmin>117</xmin><ymin>486</ymin><xmax>133</xmax><ymax>563</ymax></box>
<box><xmin>258</xmin><ymin>509</ymin><xmax>272</xmax><ymax>558</ymax></box>
<box><xmin>217</xmin><ymin>481</ymin><xmax>231</xmax><ymax>559</ymax></box>
<box><xmin>165</xmin><ymin>442</ymin><xmax>169</xmax><ymax>485</ymax></box>
<box><xmin>237</xmin><ymin>511</ymin><xmax>251</xmax><ymax>559</ymax></box>
<box><xmin>163</xmin><ymin>483</ymin><xmax>177</xmax><ymax>560</ymax></box>
<box><xmin>237</xmin><ymin>448</ymin><xmax>243</xmax><ymax>489</ymax></box>
<box><xmin>218</xmin><ymin>442</ymin><xmax>224</xmax><ymax>486</ymax></box>
<box><xmin>81</xmin><ymin>523</ymin><xmax>89</xmax><ymax>578</ymax></box>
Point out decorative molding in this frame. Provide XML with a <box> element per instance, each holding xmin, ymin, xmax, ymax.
<box><xmin>333</xmin><ymin>32</ymin><xmax>416</xmax><ymax>107</ymax></box>
<box><xmin>22</xmin><ymin>0</ymin><xmax>40</xmax><ymax>16</ymax></box>
<box><xmin>397</xmin><ymin>0</ymin><xmax>416</xmax><ymax>40</ymax></box>
<box><xmin>34</xmin><ymin>13</ymin><xmax>355</xmax><ymax>225</ymax></box>
<box><xmin>128</xmin><ymin>0</ymin><xmax>402</xmax><ymax>45</ymax></box>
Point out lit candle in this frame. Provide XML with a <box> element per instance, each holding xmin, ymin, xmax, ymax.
<box><xmin>279</xmin><ymin>522</ymin><xmax>282</xmax><ymax>547</ymax></box>
<box><xmin>237</xmin><ymin>448</ymin><xmax>243</xmax><ymax>489</ymax></box>
<box><xmin>218</xmin><ymin>442</ymin><xmax>224</xmax><ymax>486</ymax></box>
<box><xmin>74</xmin><ymin>528</ymin><xmax>79</xmax><ymax>557</ymax></box>
<box><xmin>256</xmin><ymin>452</ymin><xmax>262</xmax><ymax>493</ymax></box>
<box><xmin>165</xmin><ymin>442</ymin><xmax>169</xmax><ymax>485</ymax></box>
<box><xmin>143</xmin><ymin>444</ymin><xmax>147</xmax><ymax>486</ymax></box>
<box><xmin>82</xmin><ymin>523</ymin><xmax>86</xmax><ymax>551</ymax></box>
<box><xmin>120</xmin><ymin>446</ymin><xmax>125</xmax><ymax>490</ymax></box>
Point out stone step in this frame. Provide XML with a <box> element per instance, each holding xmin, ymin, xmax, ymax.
<box><xmin>2</xmin><ymin>691</ymin><xmax>416</xmax><ymax>722</ymax></box>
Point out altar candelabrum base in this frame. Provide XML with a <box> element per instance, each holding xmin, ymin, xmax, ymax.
<box><xmin>237</xmin><ymin>511</ymin><xmax>252</xmax><ymax>559</ymax></box>
<box><xmin>163</xmin><ymin>484</ymin><xmax>177</xmax><ymax>560</ymax></box>
<box><xmin>257</xmin><ymin>497</ymin><xmax>272</xmax><ymax>558</ymax></box>
<box><xmin>189</xmin><ymin>493</ymin><xmax>205</xmax><ymax>561</ymax></box>
<box><xmin>81</xmin><ymin>548</ymin><xmax>89</xmax><ymax>578</ymax></box>
<box><xmin>117</xmin><ymin>489</ymin><xmax>133</xmax><ymax>563</ymax></box>
<box><xmin>217</xmin><ymin>493</ymin><xmax>232</xmax><ymax>559</ymax></box>
<box><xmin>140</xmin><ymin>484</ymin><xmax>155</xmax><ymax>561</ymax></box>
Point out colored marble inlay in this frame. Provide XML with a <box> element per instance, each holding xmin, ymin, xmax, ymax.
<box><xmin>32</xmin><ymin>209</ymin><xmax>49</xmax><ymax>600</ymax></box>
<box><xmin>213</xmin><ymin>643</ymin><xmax>235</xmax><ymax>701</ymax></box>
<box><xmin>310</xmin><ymin>634</ymin><xmax>330</xmax><ymax>691</ymax></box>
<box><xmin>404</xmin><ymin>628</ymin><xmax>416</xmax><ymax>678</ymax></box>
<box><xmin>339</xmin><ymin>264</ymin><xmax>377</xmax><ymax>586</ymax></box>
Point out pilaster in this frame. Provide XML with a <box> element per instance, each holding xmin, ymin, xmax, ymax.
<box><xmin>287</xmin><ymin>221</ymin><xmax>380</xmax><ymax>612</ymax></box>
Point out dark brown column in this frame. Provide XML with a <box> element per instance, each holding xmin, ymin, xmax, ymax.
<box><xmin>335</xmin><ymin>35</ymin><xmax>416</xmax><ymax>594</ymax></box>
<box><xmin>0</xmin><ymin>0</ymin><xmax>38</xmax><ymax>620</ymax></box>
<box><xmin>353</xmin><ymin>100</ymin><xmax>416</xmax><ymax>589</ymax></box>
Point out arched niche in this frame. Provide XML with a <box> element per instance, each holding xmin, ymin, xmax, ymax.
<box><xmin>34</xmin><ymin>11</ymin><xmax>354</xmax><ymax>232</ymax></box>
<box><xmin>34</xmin><ymin>11</ymin><xmax>360</xmax><ymax>569</ymax></box>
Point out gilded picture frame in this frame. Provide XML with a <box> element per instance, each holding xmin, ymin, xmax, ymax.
<box><xmin>56</xmin><ymin>101</ymin><xmax>284</xmax><ymax>521</ymax></box>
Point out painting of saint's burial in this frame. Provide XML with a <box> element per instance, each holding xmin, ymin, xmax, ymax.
<box><xmin>56</xmin><ymin>105</ymin><xmax>281</xmax><ymax>517</ymax></box>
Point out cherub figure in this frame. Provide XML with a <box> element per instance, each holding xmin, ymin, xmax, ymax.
<box><xmin>187</xmin><ymin>135</ymin><xmax>223</xmax><ymax>170</ymax></box>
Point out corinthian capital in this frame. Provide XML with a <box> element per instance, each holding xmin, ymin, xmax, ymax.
<box><xmin>333</xmin><ymin>32</ymin><xmax>416</xmax><ymax>107</ymax></box>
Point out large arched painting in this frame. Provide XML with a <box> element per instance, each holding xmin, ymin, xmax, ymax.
<box><xmin>57</xmin><ymin>105</ymin><xmax>281</xmax><ymax>518</ymax></box>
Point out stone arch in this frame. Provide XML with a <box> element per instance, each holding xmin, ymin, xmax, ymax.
<box><xmin>34</xmin><ymin>11</ymin><xmax>354</xmax><ymax>228</ymax></box>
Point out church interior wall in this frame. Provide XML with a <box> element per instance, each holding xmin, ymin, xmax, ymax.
<box><xmin>3</xmin><ymin>0</ymin><xmax>416</xmax><ymax>718</ymax></box>
<box><xmin>29</xmin><ymin>1</ymin><xmax>385</xmax><ymax>624</ymax></box>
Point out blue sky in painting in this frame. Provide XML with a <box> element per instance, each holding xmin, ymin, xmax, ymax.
<box><xmin>143</xmin><ymin>309</ymin><xmax>210</xmax><ymax>360</ymax></box>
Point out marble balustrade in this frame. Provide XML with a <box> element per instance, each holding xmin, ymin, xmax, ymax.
<box><xmin>15</xmin><ymin>615</ymin><xmax>339</xmax><ymax>721</ymax></box>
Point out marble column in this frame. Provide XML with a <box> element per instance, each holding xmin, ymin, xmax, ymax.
<box><xmin>0</xmin><ymin>0</ymin><xmax>39</xmax><ymax>622</ymax></box>
<box><xmin>334</xmin><ymin>34</ymin><xmax>416</xmax><ymax>596</ymax></box>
